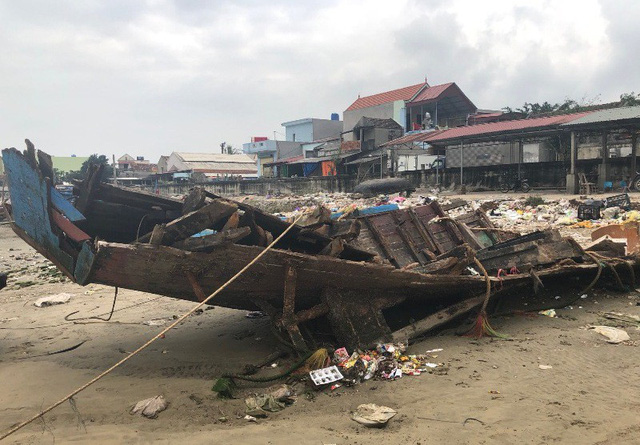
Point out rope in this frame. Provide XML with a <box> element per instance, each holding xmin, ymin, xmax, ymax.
<box><xmin>474</xmin><ymin>258</ymin><xmax>492</xmax><ymax>313</ymax></box>
<box><xmin>0</xmin><ymin>212</ymin><xmax>305</xmax><ymax>441</ymax></box>
<box><xmin>222</xmin><ymin>350</ymin><xmax>314</xmax><ymax>383</ymax></box>
<box><xmin>65</xmin><ymin>287</ymin><xmax>119</xmax><ymax>322</ymax></box>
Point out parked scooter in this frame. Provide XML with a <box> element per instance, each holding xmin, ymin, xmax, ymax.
<box><xmin>500</xmin><ymin>176</ymin><xmax>531</xmax><ymax>193</ymax></box>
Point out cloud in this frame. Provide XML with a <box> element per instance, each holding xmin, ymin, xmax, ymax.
<box><xmin>0</xmin><ymin>0</ymin><xmax>637</xmax><ymax>161</ymax></box>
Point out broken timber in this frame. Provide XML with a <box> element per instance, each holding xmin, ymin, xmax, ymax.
<box><xmin>3</xmin><ymin>143</ymin><xmax>640</xmax><ymax>351</ymax></box>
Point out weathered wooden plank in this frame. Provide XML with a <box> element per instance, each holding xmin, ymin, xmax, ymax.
<box><xmin>390</xmin><ymin>296</ymin><xmax>484</xmax><ymax>343</ymax></box>
<box><xmin>51</xmin><ymin>209</ymin><xmax>91</xmax><ymax>243</ymax></box>
<box><xmin>322</xmin><ymin>287</ymin><xmax>392</xmax><ymax>350</ymax></box>
<box><xmin>86</xmin><ymin>240</ymin><xmax>489</xmax><ymax>311</ymax></box>
<box><xmin>95</xmin><ymin>182</ymin><xmax>183</xmax><ymax>211</ymax></box>
<box><xmin>182</xmin><ymin>187</ymin><xmax>208</xmax><ymax>215</ymax></box>
<box><xmin>1</xmin><ymin>148</ymin><xmax>75</xmax><ymax>274</ymax></box>
<box><xmin>82</xmin><ymin>200</ymin><xmax>176</xmax><ymax>243</ymax></box>
<box><xmin>137</xmin><ymin>199</ymin><xmax>237</xmax><ymax>244</ymax></box>
<box><xmin>205</xmin><ymin>191</ymin><xmax>375</xmax><ymax>262</ymax></box>
<box><xmin>171</xmin><ymin>227</ymin><xmax>251</xmax><ymax>251</ymax></box>
<box><xmin>76</xmin><ymin>164</ymin><xmax>104</xmax><ymax>214</ymax></box>
<box><xmin>50</xmin><ymin>186</ymin><xmax>86</xmax><ymax>222</ymax></box>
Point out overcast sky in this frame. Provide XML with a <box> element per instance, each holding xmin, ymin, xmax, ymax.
<box><xmin>1</xmin><ymin>0</ymin><xmax>638</xmax><ymax>161</ymax></box>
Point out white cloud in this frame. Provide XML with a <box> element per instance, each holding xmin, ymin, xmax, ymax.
<box><xmin>0</xmin><ymin>0</ymin><xmax>637</xmax><ymax>161</ymax></box>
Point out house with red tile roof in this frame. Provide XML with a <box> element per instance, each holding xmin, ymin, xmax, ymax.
<box><xmin>343</xmin><ymin>80</ymin><xmax>477</xmax><ymax>137</ymax></box>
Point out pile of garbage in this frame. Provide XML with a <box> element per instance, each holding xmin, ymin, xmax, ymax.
<box><xmin>310</xmin><ymin>343</ymin><xmax>446</xmax><ymax>390</ymax></box>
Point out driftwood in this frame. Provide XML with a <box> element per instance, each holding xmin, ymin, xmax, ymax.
<box><xmin>137</xmin><ymin>199</ymin><xmax>237</xmax><ymax>245</ymax></box>
<box><xmin>390</xmin><ymin>296</ymin><xmax>484</xmax><ymax>343</ymax></box>
<box><xmin>172</xmin><ymin>227</ymin><xmax>251</xmax><ymax>252</ymax></box>
<box><xmin>182</xmin><ymin>187</ymin><xmax>208</xmax><ymax>215</ymax></box>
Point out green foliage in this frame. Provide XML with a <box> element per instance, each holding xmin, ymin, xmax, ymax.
<box><xmin>504</xmin><ymin>91</ymin><xmax>639</xmax><ymax>117</ymax></box>
<box><xmin>620</xmin><ymin>92</ymin><xmax>640</xmax><ymax>106</ymax></box>
<box><xmin>81</xmin><ymin>154</ymin><xmax>113</xmax><ymax>182</ymax></box>
<box><xmin>53</xmin><ymin>167</ymin><xmax>83</xmax><ymax>183</ymax></box>
<box><xmin>524</xmin><ymin>195</ymin><xmax>545</xmax><ymax>207</ymax></box>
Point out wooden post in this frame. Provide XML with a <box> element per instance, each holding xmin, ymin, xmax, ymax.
<box><xmin>281</xmin><ymin>263</ymin><xmax>307</xmax><ymax>351</ymax></box>
<box><xmin>632</xmin><ymin>130</ymin><xmax>638</xmax><ymax>180</ymax></box>
<box><xmin>518</xmin><ymin>139</ymin><xmax>523</xmax><ymax>179</ymax></box>
<box><xmin>459</xmin><ymin>141</ymin><xmax>463</xmax><ymax>188</ymax></box>
<box><xmin>599</xmin><ymin>131</ymin><xmax>609</xmax><ymax>190</ymax></box>
<box><xmin>570</xmin><ymin>131</ymin><xmax>577</xmax><ymax>175</ymax></box>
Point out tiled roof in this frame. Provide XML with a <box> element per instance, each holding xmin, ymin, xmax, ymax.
<box><xmin>382</xmin><ymin>111</ymin><xmax>593</xmax><ymax>146</ymax></box>
<box><xmin>345</xmin><ymin>82</ymin><xmax>427</xmax><ymax>111</ymax></box>
<box><xmin>409</xmin><ymin>82</ymin><xmax>453</xmax><ymax>103</ymax></box>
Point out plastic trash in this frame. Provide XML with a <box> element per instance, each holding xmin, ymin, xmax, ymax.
<box><xmin>130</xmin><ymin>395</ymin><xmax>168</xmax><ymax>419</ymax></box>
<box><xmin>309</xmin><ymin>365</ymin><xmax>344</xmax><ymax>386</ymax></box>
<box><xmin>589</xmin><ymin>326</ymin><xmax>630</xmax><ymax>344</ymax></box>
<box><xmin>34</xmin><ymin>293</ymin><xmax>72</xmax><ymax>307</ymax></box>
<box><xmin>351</xmin><ymin>404</ymin><xmax>397</xmax><ymax>427</ymax></box>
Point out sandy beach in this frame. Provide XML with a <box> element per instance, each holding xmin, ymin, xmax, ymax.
<box><xmin>1</xmin><ymin>193</ymin><xmax>640</xmax><ymax>444</ymax></box>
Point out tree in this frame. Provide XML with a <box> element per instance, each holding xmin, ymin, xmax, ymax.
<box><xmin>220</xmin><ymin>142</ymin><xmax>240</xmax><ymax>154</ymax></box>
<box><xmin>620</xmin><ymin>92</ymin><xmax>640</xmax><ymax>107</ymax></box>
<box><xmin>81</xmin><ymin>154</ymin><xmax>113</xmax><ymax>182</ymax></box>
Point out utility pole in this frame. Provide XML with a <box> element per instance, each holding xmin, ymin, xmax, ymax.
<box><xmin>112</xmin><ymin>154</ymin><xmax>117</xmax><ymax>185</ymax></box>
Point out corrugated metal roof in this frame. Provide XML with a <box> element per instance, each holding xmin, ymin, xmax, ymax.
<box><xmin>345</xmin><ymin>82</ymin><xmax>428</xmax><ymax>111</ymax></box>
<box><xmin>383</xmin><ymin>112</ymin><xmax>592</xmax><ymax>146</ymax></box>
<box><xmin>560</xmin><ymin>105</ymin><xmax>640</xmax><ymax>126</ymax></box>
<box><xmin>425</xmin><ymin>111</ymin><xmax>592</xmax><ymax>142</ymax></box>
<box><xmin>183</xmin><ymin>161</ymin><xmax>257</xmax><ymax>172</ymax></box>
<box><xmin>175</xmin><ymin>152</ymin><xmax>255</xmax><ymax>163</ymax></box>
<box><xmin>380</xmin><ymin>130</ymin><xmax>445</xmax><ymax>147</ymax></box>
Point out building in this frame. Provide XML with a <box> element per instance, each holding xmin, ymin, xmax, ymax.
<box><xmin>243</xmin><ymin>116</ymin><xmax>342</xmax><ymax>177</ymax></box>
<box><xmin>51</xmin><ymin>156</ymin><xmax>90</xmax><ymax>174</ymax></box>
<box><xmin>117</xmin><ymin>154</ymin><xmax>155</xmax><ymax>172</ymax></box>
<box><xmin>351</xmin><ymin>117</ymin><xmax>403</xmax><ymax>152</ymax></box>
<box><xmin>157</xmin><ymin>155</ymin><xmax>169</xmax><ymax>174</ymax></box>
<box><xmin>165</xmin><ymin>152</ymin><xmax>258</xmax><ymax>180</ymax></box>
<box><xmin>343</xmin><ymin>80</ymin><xmax>477</xmax><ymax>136</ymax></box>
<box><xmin>281</xmin><ymin>116</ymin><xmax>343</xmax><ymax>143</ymax></box>
<box><xmin>242</xmin><ymin>140</ymin><xmax>303</xmax><ymax>177</ymax></box>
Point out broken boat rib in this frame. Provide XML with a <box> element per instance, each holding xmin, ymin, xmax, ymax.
<box><xmin>2</xmin><ymin>143</ymin><xmax>638</xmax><ymax>350</ymax></box>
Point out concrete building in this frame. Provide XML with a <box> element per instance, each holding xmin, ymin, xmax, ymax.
<box><xmin>343</xmin><ymin>81</ymin><xmax>477</xmax><ymax>137</ymax></box>
<box><xmin>281</xmin><ymin>117</ymin><xmax>343</xmax><ymax>143</ymax></box>
<box><xmin>157</xmin><ymin>155</ymin><xmax>169</xmax><ymax>173</ymax></box>
<box><xmin>242</xmin><ymin>140</ymin><xmax>303</xmax><ymax>177</ymax></box>
<box><xmin>51</xmin><ymin>156</ymin><xmax>90</xmax><ymax>174</ymax></box>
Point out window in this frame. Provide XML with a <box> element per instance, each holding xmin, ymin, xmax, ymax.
<box><xmin>292</xmin><ymin>133</ymin><xmax>296</xmax><ymax>141</ymax></box>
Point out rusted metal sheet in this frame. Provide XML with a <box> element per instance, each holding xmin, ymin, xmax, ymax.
<box><xmin>591</xmin><ymin>223</ymin><xmax>640</xmax><ymax>254</ymax></box>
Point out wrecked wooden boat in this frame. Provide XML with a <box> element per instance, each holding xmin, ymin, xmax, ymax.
<box><xmin>3</xmin><ymin>143</ymin><xmax>639</xmax><ymax>350</ymax></box>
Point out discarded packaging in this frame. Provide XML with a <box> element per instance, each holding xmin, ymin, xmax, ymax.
<box><xmin>589</xmin><ymin>326</ymin><xmax>630</xmax><ymax>344</ymax></box>
<box><xmin>34</xmin><ymin>293</ymin><xmax>72</xmax><ymax>307</ymax></box>
<box><xmin>245</xmin><ymin>394</ymin><xmax>285</xmax><ymax>416</ymax></box>
<box><xmin>310</xmin><ymin>366</ymin><xmax>344</xmax><ymax>386</ymax></box>
<box><xmin>351</xmin><ymin>403</ymin><xmax>397</xmax><ymax>427</ymax></box>
<box><xmin>538</xmin><ymin>309</ymin><xmax>557</xmax><ymax>318</ymax></box>
<box><xmin>130</xmin><ymin>395</ymin><xmax>168</xmax><ymax>419</ymax></box>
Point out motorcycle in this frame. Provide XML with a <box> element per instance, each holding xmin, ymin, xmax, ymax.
<box><xmin>500</xmin><ymin>176</ymin><xmax>531</xmax><ymax>193</ymax></box>
<box><xmin>632</xmin><ymin>172</ymin><xmax>640</xmax><ymax>191</ymax></box>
